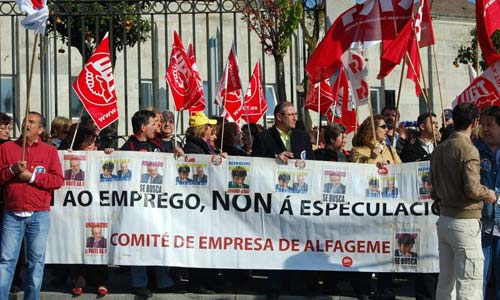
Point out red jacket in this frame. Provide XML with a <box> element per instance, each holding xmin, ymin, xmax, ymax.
<box><xmin>0</xmin><ymin>139</ymin><xmax>64</xmax><ymax>212</ymax></box>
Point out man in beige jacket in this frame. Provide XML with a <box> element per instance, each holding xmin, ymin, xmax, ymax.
<box><xmin>430</xmin><ymin>103</ymin><xmax>497</xmax><ymax>300</ymax></box>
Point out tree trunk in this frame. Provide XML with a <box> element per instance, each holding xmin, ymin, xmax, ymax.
<box><xmin>274</xmin><ymin>54</ymin><xmax>287</xmax><ymax>102</ymax></box>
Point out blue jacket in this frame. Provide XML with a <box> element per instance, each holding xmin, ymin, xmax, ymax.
<box><xmin>474</xmin><ymin>139</ymin><xmax>500</xmax><ymax>222</ymax></box>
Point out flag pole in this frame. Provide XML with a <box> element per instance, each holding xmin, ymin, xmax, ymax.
<box><xmin>21</xmin><ymin>32</ymin><xmax>40</xmax><ymax>161</ymax></box>
<box><xmin>316</xmin><ymin>82</ymin><xmax>321</xmax><ymax>149</ymax></box>
<box><xmin>431</xmin><ymin>44</ymin><xmax>446</xmax><ymax>127</ymax></box>
<box><xmin>69</xmin><ymin>108</ymin><xmax>85</xmax><ymax>151</ymax></box>
<box><xmin>394</xmin><ymin>61</ymin><xmax>406</xmax><ymax>143</ymax></box>
<box><xmin>219</xmin><ymin>54</ymin><xmax>230</xmax><ymax>152</ymax></box>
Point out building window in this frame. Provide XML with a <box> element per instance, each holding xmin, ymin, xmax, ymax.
<box><xmin>140</xmin><ymin>79</ymin><xmax>153</xmax><ymax>109</ymax></box>
<box><xmin>0</xmin><ymin>75</ymin><xmax>14</xmax><ymax>114</ymax></box>
<box><xmin>70</xmin><ymin>76</ymin><xmax>83</xmax><ymax>118</ymax></box>
<box><xmin>370</xmin><ymin>88</ymin><xmax>381</xmax><ymax>114</ymax></box>
<box><xmin>265</xmin><ymin>85</ymin><xmax>277</xmax><ymax>118</ymax></box>
<box><xmin>370</xmin><ymin>88</ymin><xmax>396</xmax><ymax>114</ymax></box>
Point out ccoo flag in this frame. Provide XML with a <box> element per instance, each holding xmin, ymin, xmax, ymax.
<box><xmin>16</xmin><ymin>0</ymin><xmax>49</xmax><ymax>34</ymax></box>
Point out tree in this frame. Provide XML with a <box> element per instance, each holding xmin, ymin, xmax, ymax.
<box><xmin>454</xmin><ymin>28</ymin><xmax>500</xmax><ymax>72</ymax></box>
<box><xmin>46</xmin><ymin>1</ymin><xmax>152</xmax><ymax>65</ymax></box>
<box><xmin>298</xmin><ymin>0</ymin><xmax>325</xmax><ymax>127</ymax></box>
<box><xmin>236</xmin><ymin>0</ymin><xmax>303</xmax><ymax>102</ymax></box>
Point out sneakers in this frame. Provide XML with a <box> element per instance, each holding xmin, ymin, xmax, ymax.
<box><xmin>72</xmin><ymin>287</ymin><xmax>83</xmax><ymax>296</ymax></box>
<box><xmin>97</xmin><ymin>286</ymin><xmax>109</xmax><ymax>296</ymax></box>
<box><xmin>132</xmin><ymin>286</ymin><xmax>153</xmax><ymax>298</ymax></box>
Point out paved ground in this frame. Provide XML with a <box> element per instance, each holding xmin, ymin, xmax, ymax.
<box><xmin>7</xmin><ymin>266</ymin><xmax>418</xmax><ymax>300</ymax></box>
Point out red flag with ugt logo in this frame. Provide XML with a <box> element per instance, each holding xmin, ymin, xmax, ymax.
<box><xmin>242</xmin><ymin>62</ymin><xmax>267</xmax><ymax>124</ymax></box>
<box><xmin>477</xmin><ymin>0</ymin><xmax>500</xmax><ymax>66</ymax></box>
<box><xmin>72</xmin><ymin>33</ymin><xmax>118</xmax><ymax>130</ymax></box>
<box><xmin>304</xmin><ymin>79</ymin><xmax>334</xmax><ymax>115</ymax></box>
<box><xmin>326</xmin><ymin>67</ymin><xmax>357</xmax><ymax>134</ymax></box>
<box><xmin>215</xmin><ymin>45</ymin><xmax>243</xmax><ymax>122</ymax></box>
<box><xmin>187</xmin><ymin>43</ymin><xmax>206</xmax><ymax>113</ymax></box>
<box><xmin>166</xmin><ymin>31</ymin><xmax>203</xmax><ymax>111</ymax></box>
<box><xmin>454</xmin><ymin>59</ymin><xmax>500</xmax><ymax>109</ymax></box>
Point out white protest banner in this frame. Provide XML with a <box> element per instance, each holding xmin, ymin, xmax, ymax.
<box><xmin>47</xmin><ymin>152</ymin><xmax>438</xmax><ymax>273</ymax></box>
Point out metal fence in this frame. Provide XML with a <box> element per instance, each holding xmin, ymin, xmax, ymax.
<box><xmin>0</xmin><ymin>0</ymin><xmax>323</xmax><ymax>139</ymax></box>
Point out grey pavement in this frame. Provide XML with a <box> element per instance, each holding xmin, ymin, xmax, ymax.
<box><xmin>7</xmin><ymin>266</ymin><xmax>417</xmax><ymax>300</ymax></box>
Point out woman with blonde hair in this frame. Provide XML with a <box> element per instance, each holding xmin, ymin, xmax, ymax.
<box><xmin>351</xmin><ymin>115</ymin><xmax>401</xmax><ymax>165</ymax></box>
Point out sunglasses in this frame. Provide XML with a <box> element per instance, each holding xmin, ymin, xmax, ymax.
<box><xmin>378</xmin><ymin>123</ymin><xmax>393</xmax><ymax>130</ymax></box>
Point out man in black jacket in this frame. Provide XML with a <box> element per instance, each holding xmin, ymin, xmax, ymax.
<box><xmin>400</xmin><ymin>112</ymin><xmax>440</xmax><ymax>163</ymax></box>
<box><xmin>400</xmin><ymin>112</ymin><xmax>440</xmax><ymax>300</ymax></box>
<box><xmin>252</xmin><ymin>101</ymin><xmax>313</xmax><ymax>162</ymax></box>
<box><xmin>251</xmin><ymin>101</ymin><xmax>313</xmax><ymax>298</ymax></box>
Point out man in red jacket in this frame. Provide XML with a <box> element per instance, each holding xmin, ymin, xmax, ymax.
<box><xmin>0</xmin><ymin>112</ymin><xmax>64</xmax><ymax>299</ymax></box>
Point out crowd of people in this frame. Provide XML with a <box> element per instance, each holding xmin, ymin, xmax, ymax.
<box><xmin>0</xmin><ymin>101</ymin><xmax>498</xmax><ymax>300</ymax></box>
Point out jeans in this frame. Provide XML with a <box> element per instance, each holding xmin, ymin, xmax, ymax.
<box><xmin>0</xmin><ymin>211</ymin><xmax>50</xmax><ymax>300</ymax></box>
<box><xmin>482</xmin><ymin>233</ymin><xmax>500</xmax><ymax>300</ymax></box>
<box><xmin>131</xmin><ymin>266</ymin><xmax>174</xmax><ymax>289</ymax></box>
<box><xmin>436</xmin><ymin>216</ymin><xmax>484</xmax><ymax>300</ymax></box>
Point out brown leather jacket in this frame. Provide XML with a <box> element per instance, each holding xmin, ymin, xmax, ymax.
<box><xmin>430</xmin><ymin>131</ymin><xmax>495</xmax><ymax>219</ymax></box>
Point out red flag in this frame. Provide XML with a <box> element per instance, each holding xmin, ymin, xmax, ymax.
<box><xmin>477</xmin><ymin>0</ymin><xmax>500</xmax><ymax>66</ymax></box>
<box><xmin>165</xmin><ymin>31</ymin><xmax>202</xmax><ymax>111</ymax></box>
<box><xmin>415</xmin><ymin>0</ymin><xmax>435</xmax><ymax>47</ymax></box>
<box><xmin>72</xmin><ymin>33</ymin><xmax>118</xmax><ymax>130</ymax></box>
<box><xmin>242</xmin><ymin>62</ymin><xmax>267</xmax><ymax>124</ymax></box>
<box><xmin>406</xmin><ymin>32</ymin><xmax>422</xmax><ymax>97</ymax></box>
<box><xmin>306</xmin><ymin>0</ymin><xmax>414</xmax><ymax>82</ymax></box>
<box><xmin>305</xmin><ymin>79</ymin><xmax>334</xmax><ymax>115</ymax></box>
<box><xmin>454</xmin><ymin>59</ymin><xmax>500</xmax><ymax>109</ymax></box>
<box><xmin>326</xmin><ymin>67</ymin><xmax>357</xmax><ymax>134</ymax></box>
<box><xmin>378</xmin><ymin>21</ymin><xmax>413</xmax><ymax>79</ymax></box>
<box><xmin>187</xmin><ymin>43</ymin><xmax>206</xmax><ymax>113</ymax></box>
<box><xmin>215</xmin><ymin>45</ymin><xmax>243</xmax><ymax>122</ymax></box>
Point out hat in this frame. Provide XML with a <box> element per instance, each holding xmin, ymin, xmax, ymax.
<box><xmin>443</xmin><ymin>109</ymin><xmax>453</xmax><ymax>121</ymax></box>
<box><xmin>162</xmin><ymin>111</ymin><xmax>175</xmax><ymax>123</ymax></box>
<box><xmin>189</xmin><ymin>112</ymin><xmax>217</xmax><ymax>127</ymax></box>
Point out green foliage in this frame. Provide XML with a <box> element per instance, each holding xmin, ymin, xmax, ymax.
<box><xmin>454</xmin><ymin>28</ymin><xmax>500</xmax><ymax>71</ymax></box>
<box><xmin>236</xmin><ymin>0</ymin><xmax>303</xmax><ymax>59</ymax></box>
<box><xmin>46</xmin><ymin>1</ymin><xmax>152</xmax><ymax>60</ymax></box>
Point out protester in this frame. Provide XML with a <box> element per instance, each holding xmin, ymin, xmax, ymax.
<box><xmin>351</xmin><ymin>115</ymin><xmax>401</xmax><ymax>165</ymax></box>
<box><xmin>120</xmin><ymin>109</ymin><xmax>177</xmax><ymax>298</ymax></box>
<box><xmin>431</xmin><ymin>103</ymin><xmax>496</xmax><ymax>300</ymax></box>
<box><xmin>399</xmin><ymin>112</ymin><xmax>440</xmax><ymax>300</ymax></box>
<box><xmin>0</xmin><ymin>112</ymin><xmax>64</xmax><ymax>299</ymax></box>
<box><xmin>48</xmin><ymin>116</ymin><xmax>72</xmax><ymax>148</ymax></box>
<box><xmin>0</xmin><ymin>113</ymin><xmax>23</xmax><ymax>294</ymax></box>
<box><xmin>183</xmin><ymin>112</ymin><xmax>218</xmax><ymax>155</ymax></box>
<box><xmin>69</xmin><ymin>127</ymin><xmax>110</xmax><ymax>296</ymax></box>
<box><xmin>182</xmin><ymin>112</ymin><xmax>220</xmax><ymax>294</ymax></box>
<box><xmin>159</xmin><ymin>110</ymin><xmax>177</xmax><ymax>152</ymax></box>
<box><xmin>352</xmin><ymin>114</ymin><xmax>401</xmax><ymax>299</ymax></box>
<box><xmin>314</xmin><ymin>123</ymin><xmax>349</xmax><ymax>162</ymax></box>
<box><xmin>252</xmin><ymin>101</ymin><xmax>313</xmax><ymax>163</ymax></box>
<box><xmin>216</xmin><ymin>122</ymin><xmax>248</xmax><ymax>156</ymax></box>
<box><xmin>241</xmin><ymin>123</ymin><xmax>264</xmax><ymax>155</ymax></box>
<box><xmin>400</xmin><ymin>112</ymin><xmax>440</xmax><ymax>162</ymax></box>
<box><xmin>473</xmin><ymin>106</ymin><xmax>500</xmax><ymax>300</ymax></box>
<box><xmin>251</xmin><ymin>101</ymin><xmax>313</xmax><ymax>299</ymax></box>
